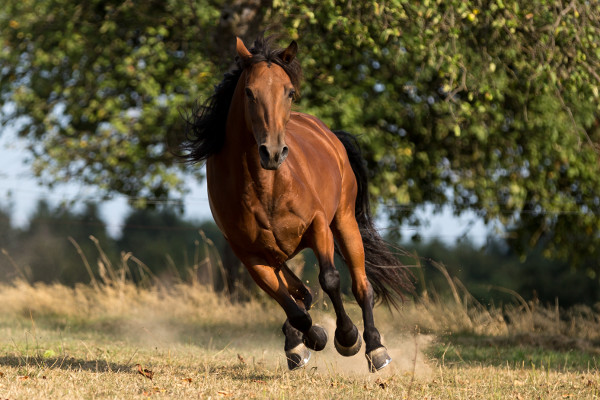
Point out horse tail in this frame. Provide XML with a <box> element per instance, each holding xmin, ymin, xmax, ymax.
<box><xmin>332</xmin><ymin>130</ymin><xmax>414</xmax><ymax>308</ymax></box>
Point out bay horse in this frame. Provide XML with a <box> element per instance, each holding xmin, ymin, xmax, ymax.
<box><xmin>181</xmin><ymin>35</ymin><xmax>413</xmax><ymax>372</ymax></box>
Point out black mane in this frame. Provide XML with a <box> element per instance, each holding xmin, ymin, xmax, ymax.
<box><xmin>180</xmin><ymin>34</ymin><xmax>303</xmax><ymax>164</ymax></box>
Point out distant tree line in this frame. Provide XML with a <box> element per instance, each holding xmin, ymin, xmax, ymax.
<box><xmin>407</xmin><ymin>238</ymin><xmax>600</xmax><ymax>308</ymax></box>
<box><xmin>0</xmin><ymin>200</ymin><xmax>257</xmax><ymax>299</ymax></box>
<box><xmin>0</xmin><ymin>201</ymin><xmax>597</xmax><ymax>307</ymax></box>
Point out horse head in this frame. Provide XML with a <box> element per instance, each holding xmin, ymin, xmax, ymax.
<box><xmin>236</xmin><ymin>37</ymin><xmax>298</xmax><ymax>170</ymax></box>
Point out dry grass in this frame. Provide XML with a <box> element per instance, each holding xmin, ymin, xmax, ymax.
<box><xmin>1</xmin><ymin>243</ymin><xmax>600</xmax><ymax>399</ymax></box>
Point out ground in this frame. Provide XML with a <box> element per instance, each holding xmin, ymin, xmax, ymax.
<box><xmin>0</xmin><ymin>281</ymin><xmax>599</xmax><ymax>399</ymax></box>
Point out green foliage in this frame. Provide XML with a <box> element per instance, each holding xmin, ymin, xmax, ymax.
<box><xmin>0</xmin><ymin>0</ymin><xmax>219</xmax><ymax>199</ymax></box>
<box><xmin>2</xmin><ymin>0</ymin><xmax>600</xmax><ymax>270</ymax></box>
<box><xmin>273</xmin><ymin>0</ymin><xmax>600</xmax><ymax>268</ymax></box>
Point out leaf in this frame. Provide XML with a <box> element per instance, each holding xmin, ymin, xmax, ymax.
<box><xmin>142</xmin><ymin>386</ymin><xmax>165</xmax><ymax>395</ymax></box>
<box><xmin>181</xmin><ymin>378</ymin><xmax>192</xmax><ymax>383</ymax></box>
<box><xmin>217</xmin><ymin>390</ymin><xmax>233</xmax><ymax>397</ymax></box>
<box><xmin>237</xmin><ymin>354</ymin><xmax>246</xmax><ymax>364</ymax></box>
<box><xmin>137</xmin><ymin>364</ymin><xmax>154</xmax><ymax>380</ymax></box>
<box><xmin>43</xmin><ymin>349</ymin><xmax>56</xmax><ymax>358</ymax></box>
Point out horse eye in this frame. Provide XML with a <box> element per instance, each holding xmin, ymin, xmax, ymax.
<box><xmin>245</xmin><ymin>88</ymin><xmax>255</xmax><ymax>100</ymax></box>
<box><xmin>288</xmin><ymin>89</ymin><xmax>296</xmax><ymax>99</ymax></box>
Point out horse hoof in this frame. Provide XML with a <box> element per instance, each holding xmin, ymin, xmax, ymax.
<box><xmin>334</xmin><ymin>327</ymin><xmax>362</xmax><ymax>357</ymax></box>
<box><xmin>366</xmin><ymin>347</ymin><xmax>392</xmax><ymax>372</ymax></box>
<box><xmin>285</xmin><ymin>343</ymin><xmax>312</xmax><ymax>370</ymax></box>
<box><xmin>302</xmin><ymin>324</ymin><xmax>328</xmax><ymax>351</ymax></box>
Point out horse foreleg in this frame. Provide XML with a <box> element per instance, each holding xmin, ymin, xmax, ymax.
<box><xmin>332</xmin><ymin>219</ymin><xmax>392</xmax><ymax>372</ymax></box>
<box><xmin>243</xmin><ymin>260</ymin><xmax>326</xmax><ymax>370</ymax></box>
<box><xmin>277</xmin><ymin>263</ymin><xmax>317</xmax><ymax>369</ymax></box>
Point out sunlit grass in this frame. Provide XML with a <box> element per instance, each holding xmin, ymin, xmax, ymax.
<box><xmin>0</xmin><ymin>243</ymin><xmax>599</xmax><ymax>398</ymax></box>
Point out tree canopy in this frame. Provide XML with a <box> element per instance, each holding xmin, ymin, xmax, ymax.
<box><xmin>1</xmin><ymin>0</ymin><xmax>599</xmax><ymax>270</ymax></box>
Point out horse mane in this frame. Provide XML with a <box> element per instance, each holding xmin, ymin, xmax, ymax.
<box><xmin>180</xmin><ymin>34</ymin><xmax>303</xmax><ymax>164</ymax></box>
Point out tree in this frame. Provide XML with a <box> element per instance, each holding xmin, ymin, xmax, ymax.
<box><xmin>0</xmin><ymin>204</ymin><xmax>19</xmax><ymax>281</ymax></box>
<box><xmin>117</xmin><ymin>207</ymin><xmax>201</xmax><ymax>280</ymax></box>
<box><xmin>0</xmin><ymin>0</ymin><xmax>221</xmax><ymax>202</ymax></box>
<box><xmin>14</xmin><ymin>200</ymin><xmax>115</xmax><ymax>284</ymax></box>
<box><xmin>2</xmin><ymin>0</ymin><xmax>600</xmax><ymax>271</ymax></box>
<box><xmin>272</xmin><ymin>1</ymin><xmax>600</xmax><ymax>269</ymax></box>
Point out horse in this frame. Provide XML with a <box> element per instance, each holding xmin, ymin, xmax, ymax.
<box><xmin>180</xmin><ymin>34</ymin><xmax>413</xmax><ymax>372</ymax></box>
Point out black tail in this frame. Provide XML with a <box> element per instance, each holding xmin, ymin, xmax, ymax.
<box><xmin>332</xmin><ymin>130</ymin><xmax>414</xmax><ymax>308</ymax></box>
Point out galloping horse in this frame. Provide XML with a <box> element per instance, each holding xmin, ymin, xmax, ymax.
<box><xmin>181</xmin><ymin>35</ymin><xmax>413</xmax><ymax>372</ymax></box>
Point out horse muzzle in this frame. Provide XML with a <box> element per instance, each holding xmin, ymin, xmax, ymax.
<box><xmin>258</xmin><ymin>144</ymin><xmax>289</xmax><ymax>170</ymax></box>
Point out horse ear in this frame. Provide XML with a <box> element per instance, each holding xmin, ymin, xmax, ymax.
<box><xmin>280</xmin><ymin>40</ymin><xmax>298</xmax><ymax>64</ymax></box>
<box><xmin>236</xmin><ymin>37</ymin><xmax>252</xmax><ymax>60</ymax></box>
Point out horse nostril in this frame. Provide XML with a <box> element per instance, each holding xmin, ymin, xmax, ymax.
<box><xmin>281</xmin><ymin>146</ymin><xmax>289</xmax><ymax>160</ymax></box>
<box><xmin>259</xmin><ymin>145</ymin><xmax>270</xmax><ymax>162</ymax></box>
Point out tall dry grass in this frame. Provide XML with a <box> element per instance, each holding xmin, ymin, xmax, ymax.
<box><xmin>2</xmin><ymin>236</ymin><xmax>600</xmax><ymax>346</ymax></box>
<box><xmin>384</xmin><ymin>255</ymin><xmax>600</xmax><ymax>353</ymax></box>
<box><xmin>2</xmin><ymin>237</ymin><xmax>600</xmax><ymax>400</ymax></box>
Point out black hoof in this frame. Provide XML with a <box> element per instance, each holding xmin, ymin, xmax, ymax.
<box><xmin>285</xmin><ymin>343</ymin><xmax>312</xmax><ymax>370</ymax></box>
<box><xmin>302</xmin><ymin>325</ymin><xmax>328</xmax><ymax>351</ymax></box>
<box><xmin>366</xmin><ymin>347</ymin><xmax>392</xmax><ymax>372</ymax></box>
<box><xmin>334</xmin><ymin>326</ymin><xmax>362</xmax><ymax>357</ymax></box>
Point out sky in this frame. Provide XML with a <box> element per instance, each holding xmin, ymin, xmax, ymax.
<box><xmin>0</xmin><ymin>128</ymin><xmax>490</xmax><ymax>244</ymax></box>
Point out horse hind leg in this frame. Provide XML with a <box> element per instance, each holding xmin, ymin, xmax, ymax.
<box><xmin>332</xmin><ymin>217</ymin><xmax>392</xmax><ymax>372</ymax></box>
<box><xmin>309</xmin><ymin>215</ymin><xmax>362</xmax><ymax>357</ymax></box>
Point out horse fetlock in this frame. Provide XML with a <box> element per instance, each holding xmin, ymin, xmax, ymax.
<box><xmin>302</xmin><ymin>324</ymin><xmax>328</xmax><ymax>351</ymax></box>
<box><xmin>363</xmin><ymin>328</ymin><xmax>383</xmax><ymax>353</ymax></box>
<box><xmin>288</xmin><ymin>312</ymin><xmax>312</xmax><ymax>333</ymax></box>
<box><xmin>282</xmin><ymin>320</ymin><xmax>304</xmax><ymax>351</ymax></box>
<box><xmin>334</xmin><ymin>325</ymin><xmax>362</xmax><ymax>357</ymax></box>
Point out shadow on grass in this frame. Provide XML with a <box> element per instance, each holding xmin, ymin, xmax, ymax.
<box><xmin>2</xmin><ymin>316</ymin><xmax>284</xmax><ymax>353</ymax></box>
<box><xmin>429</xmin><ymin>333</ymin><xmax>600</xmax><ymax>372</ymax></box>
<box><xmin>0</xmin><ymin>354</ymin><xmax>135</xmax><ymax>373</ymax></box>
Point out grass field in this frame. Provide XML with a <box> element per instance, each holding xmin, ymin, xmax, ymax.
<box><xmin>1</xmin><ymin>278</ymin><xmax>599</xmax><ymax>400</ymax></box>
<box><xmin>1</xmin><ymin>244</ymin><xmax>600</xmax><ymax>399</ymax></box>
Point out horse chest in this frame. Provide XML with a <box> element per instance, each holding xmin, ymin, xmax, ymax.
<box><xmin>209</xmin><ymin>177</ymin><xmax>309</xmax><ymax>265</ymax></box>
<box><xmin>244</xmin><ymin>192</ymin><xmax>309</xmax><ymax>258</ymax></box>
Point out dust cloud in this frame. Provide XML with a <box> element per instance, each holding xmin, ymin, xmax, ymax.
<box><xmin>303</xmin><ymin>314</ymin><xmax>434</xmax><ymax>378</ymax></box>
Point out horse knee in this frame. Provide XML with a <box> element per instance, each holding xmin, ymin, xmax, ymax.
<box><xmin>319</xmin><ymin>268</ymin><xmax>340</xmax><ymax>294</ymax></box>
